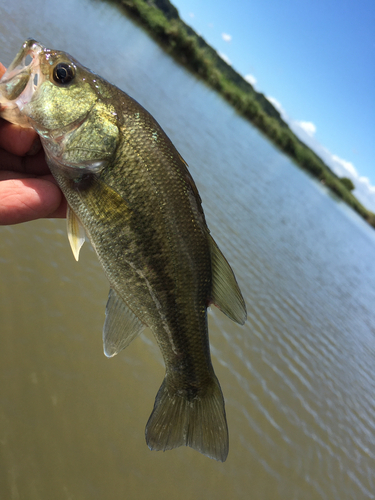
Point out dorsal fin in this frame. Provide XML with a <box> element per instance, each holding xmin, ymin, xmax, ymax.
<box><xmin>103</xmin><ymin>288</ymin><xmax>145</xmax><ymax>357</ymax></box>
<box><xmin>208</xmin><ymin>234</ymin><xmax>247</xmax><ymax>325</ymax></box>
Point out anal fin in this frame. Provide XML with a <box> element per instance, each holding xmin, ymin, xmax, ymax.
<box><xmin>209</xmin><ymin>234</ymin><xmax>247</xmax><ymax>325</ymax></box>
<box><xmin>103</xmin><ymin>288</ymin><xmax>145</xmax><ymax>357</ymax></box>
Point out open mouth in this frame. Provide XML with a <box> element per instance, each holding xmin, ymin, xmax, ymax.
<box><xmin>0</xmin><ymin>39</ymin><xmax>44</xmax><ymax>108</ymax></box>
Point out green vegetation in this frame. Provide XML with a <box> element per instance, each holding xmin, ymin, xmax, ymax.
<box><xmin>340</xmin><ymin>177</ymin><xmax>355</xmax><ymax>192</ymax></box>
<box><xmin>105</xmin><ymin>0</ymin><xmax>375</xmax><ymax>228</ymax></box>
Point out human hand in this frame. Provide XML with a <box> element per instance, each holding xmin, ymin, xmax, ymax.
<box><xmin>0</xmin><ymin>62</ymin><xmax>66</xmax><ymax>225</ymax></box>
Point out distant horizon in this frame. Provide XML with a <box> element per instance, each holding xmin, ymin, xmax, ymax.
<box><xmin>172</xmin><ymin>0</ymin><xmax>375</xmax><ymax>211</ymax></box>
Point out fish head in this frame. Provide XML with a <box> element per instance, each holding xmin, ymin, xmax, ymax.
<box><xmin>0</xmin><ymin>39</ymin><xmax>97</xmax><ymax>130</ymax></box>
<box><xmin>0</xmin><ymin>39</ymin><xmax>119</xmax><ymax>176</ymax></box>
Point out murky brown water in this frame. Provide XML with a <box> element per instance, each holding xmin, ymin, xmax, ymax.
<box><xmin>0</xmin><ymin>1</ymin><xmax>374</xmax><ymax>499</ymax></box>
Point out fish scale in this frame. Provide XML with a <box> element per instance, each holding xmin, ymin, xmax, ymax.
<box><xmin>0</xmin><ymin>39</ymin><xmax>247</xmax><ymax>462</ymax></box>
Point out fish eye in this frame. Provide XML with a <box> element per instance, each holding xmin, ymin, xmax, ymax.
<box><xmin>53</xmin><ymin>62</ymin><xmax>75</xmax><ymax>85</ymax></box>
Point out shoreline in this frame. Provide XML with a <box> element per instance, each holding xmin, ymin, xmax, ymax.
<box><xmin>105</xmin><ymin>0</ymin><xmax>375</xmax><ymax>228</ymax></box>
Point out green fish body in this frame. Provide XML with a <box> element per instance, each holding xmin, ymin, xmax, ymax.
<box><xmin>0</xmin><ymin>40</ymin><xmax>246</xmax><ymax>461</ymax></box>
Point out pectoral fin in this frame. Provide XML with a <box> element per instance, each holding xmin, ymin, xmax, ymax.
<box><xmin>67</xmin><ymin>205</ymin><xmax>86</xmax><ymax>261</ymax></box>
<box><xmin>76</xmin><ymin>176</ymin><xmax>132</xmax><ymax>224</ymax></box>
<box><xmin>209</xmin><ymin>234</ymin><xmax>247</xmax><ymax>325</ymax></box>
<box><xmin>103</xmin><ymin>288</ymin><xmax>145</xmax><ymax>357</ymax></box>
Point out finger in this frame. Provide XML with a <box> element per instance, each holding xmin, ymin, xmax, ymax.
<box><xmin>0</xmin><ymin>118</ymin><xmax>40</xmax><ymax>156</ymax></box>
<box><xmin>0</xmin><ymin>147</ymin><xmax>50</xmax><ymax>175</ymax></box>
<box><xmin>0</xmin><ymin>170</ymin><xmax>62</xmax><ymax>192</ymax></box>
<box><xmin>0</xmin><ymin>177</ymin><xmax>66</xmax><ymax>224</ymax></box>
<box><xmin>0</xmin><ymin>170</ymin><xmax>37</xmax><ymax>181</ymax></box>
<box><xmin>0</xmin><ymin>62</ymin><xmax>5</xmax><ymax>78</ymax></box>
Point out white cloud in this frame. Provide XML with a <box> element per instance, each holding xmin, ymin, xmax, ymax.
<box><xmin>265</xmin><ymin>97</ymin><xmax>375</xmax><ymax>212</ymax></box>
<box><xmin>355</xmin><ymin>177</ymin><xmax>375</xmax><ymax>213</ymax></box>
<box><xmin>301</xmin><ymin>139</ymin><xmax>375</xmax><ymax>213</ymax></box>
<box><xmin>296</xmin><ymin>121</ymin><xmax>316</xmax><ymax>137</ymax></box>
<box><xmin>330</xmin><ymin>154</ymin><xmax>357</xmax><ymax>178</ymax></box>
<box><xmin>266</xmin><ymin>96</ymin><xmax>288</xmax><ymax>119</ymax></box>
<box><xmin>244</xmin><ymin>74</ymin><xmax>257</xmax><ymax>86</ymax></box>
<box><xmin>267</xmin><ymin>101</ymin><xmax>316</xmax><ymax>139</ymax></box>
<box><xmin>188</xmin><ymin>12</ymin><xmax>194</xmax><ymax>18</ymax></box>
<box><xmin>359</xmin><ymin>176</ymin><xmax>375</xmax><ymax>194</ymax></box>
<box><xmin>218</xmin><ymin>52</ymin><xmax>231</xmax><ymax>65</ymax></box>
<box><xmin>221</xmin><ymin>33</ymin><xmax>232</xmax><ymax>42</ymax></box>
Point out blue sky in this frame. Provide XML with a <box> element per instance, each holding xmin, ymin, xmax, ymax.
<box><xmin>172</xmin><ymin>0</ymin><xmax>375</xmax><ymax>211</ymax></box>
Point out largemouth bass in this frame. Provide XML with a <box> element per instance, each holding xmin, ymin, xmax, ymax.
<box><xmin>0</xmin><ymin>40</ymin><xmax>246</xmax><ymax>462</ymax></box>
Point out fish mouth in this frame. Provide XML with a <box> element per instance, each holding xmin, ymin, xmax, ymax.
<box><xmin>0</xmin><ymin>39</ymin><xmax>44</xmax><ymax>124</ymax></box>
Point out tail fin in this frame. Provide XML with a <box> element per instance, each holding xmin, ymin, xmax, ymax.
<box><xmin>145</xmin><ymin>375</ymin><xmax>229</xmax><ymax>462</ymax></box>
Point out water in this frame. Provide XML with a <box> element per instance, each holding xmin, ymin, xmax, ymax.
<box><xmin>0</xmin><ymin>1</ymin><xmax>374</xmax><ymax>498</ymax></box>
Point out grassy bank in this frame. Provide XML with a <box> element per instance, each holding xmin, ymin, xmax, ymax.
<box><xmin>107</xmin><ymin>0</ymin><xmax>375</xmax><ymax>228</ymax></box>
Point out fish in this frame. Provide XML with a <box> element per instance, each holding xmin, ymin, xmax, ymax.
<box><xmin>0</xmin><ymin>40</ymin><xmax>247</xmax><ymax>462</ymax></box>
